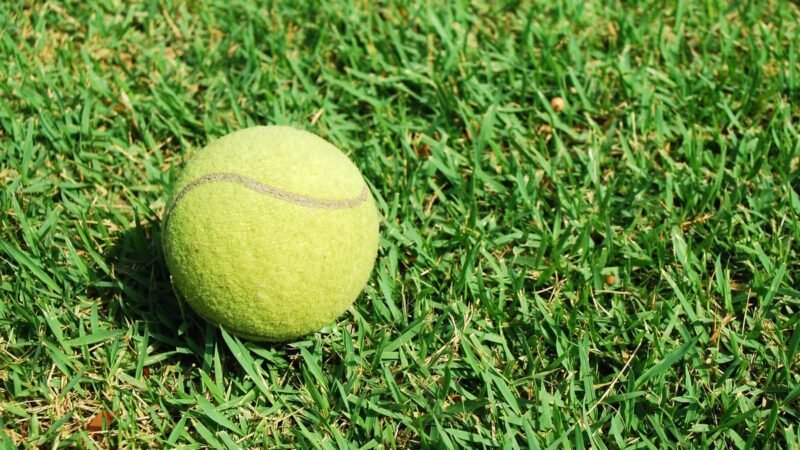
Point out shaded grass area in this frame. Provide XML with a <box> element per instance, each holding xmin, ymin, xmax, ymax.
<box><xmin>1</xmin><ymin>0</ymin><xmax>800</xmax><ymax>448</ymax></box>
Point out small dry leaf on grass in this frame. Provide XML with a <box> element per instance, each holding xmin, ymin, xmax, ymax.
<box><xmin>87</xmin><ymin>410</ymin><xmax>114</xmax><ymax>432</ymax></box>
<box><xmin>415</xmin><ymin>143</ymin><xmax>431</xmax><ymax>159</ymax></box>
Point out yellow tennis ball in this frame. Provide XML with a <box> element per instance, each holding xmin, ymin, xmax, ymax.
<box><xmin>162</xmin><ymin>126</ymin><xmax>380</xmax><ymax>341</ymax></box>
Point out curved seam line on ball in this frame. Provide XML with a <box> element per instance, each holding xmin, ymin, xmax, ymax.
<box><xmin>169</xmin><ymin>172</ymin><xmax>368</xmax><ymax>212</ymax></box>
<box><xmin>161</xmin><ymin>172</ymin><xmax>369</xmax><ymax>253</ymax></box>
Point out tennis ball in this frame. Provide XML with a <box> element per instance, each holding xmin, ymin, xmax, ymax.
<box><xmin>162</xmin><ymin>126</ymin><xmax>380</xmax><ymax>342</ymax></box>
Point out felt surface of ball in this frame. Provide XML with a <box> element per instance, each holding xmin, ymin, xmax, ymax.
<box><xmin>162</xmin><ymin>126</ymin><xmax>380</xmax><ymax>342</ymax></box>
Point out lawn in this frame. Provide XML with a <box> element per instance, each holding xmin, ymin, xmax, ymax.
<box><xmin>2</xmin><ymin>0</ymin><xmax>800</xmax><ymax>448</ymax></box>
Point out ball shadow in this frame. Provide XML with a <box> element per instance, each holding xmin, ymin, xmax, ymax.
<box><xmin>107</xmin><ymin>216</ymin><xmax>214</xmax><ymax>357</ymax></box>
<box><xmin>106</xmin><ymin>216</ymin><xmax>293</xmax><ymax>364</ymax></box>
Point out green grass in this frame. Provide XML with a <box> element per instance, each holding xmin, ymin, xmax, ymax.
<box><xmin>2</xmin><ymin>0</ymin><xmax>800</xmax><ymax>448</ymax></box>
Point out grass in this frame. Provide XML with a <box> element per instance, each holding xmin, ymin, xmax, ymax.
<box><xmin>1</xmin><ymin>0</ymin><xmax>800</xmax><ymax>448</ymax></box>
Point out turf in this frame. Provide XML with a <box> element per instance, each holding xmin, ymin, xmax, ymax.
<box><xmin>1</xmin><ymin>1</ymin><xmax>799</xmax><ymax>448</ymax></box>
